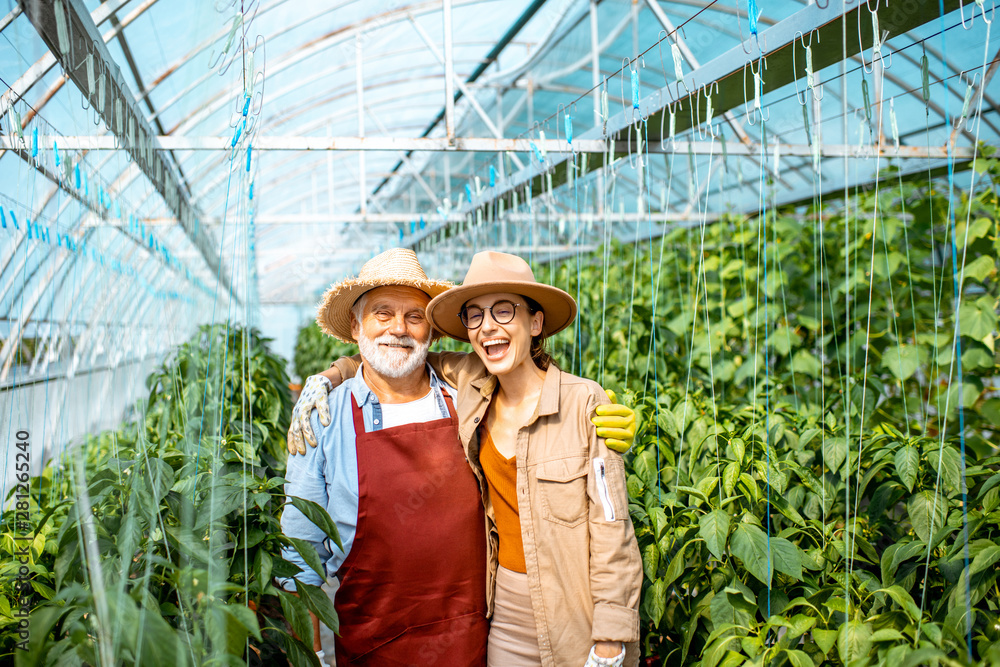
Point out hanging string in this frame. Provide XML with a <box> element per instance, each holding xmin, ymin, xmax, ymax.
<box><xmin>934</xmin><ymin>0</ymin><xmax>973</xmax><ymax>655</ymax></box>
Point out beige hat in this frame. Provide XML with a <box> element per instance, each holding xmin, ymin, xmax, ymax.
<box><xmin>316</xmin><ymin>248</ymin><xmax>453</xmax><ymax>343</ymax></box>
<box><xmin>425</xmin><ymin>251</ymin><xmax>577</xmax><ymax>342</ymax></box>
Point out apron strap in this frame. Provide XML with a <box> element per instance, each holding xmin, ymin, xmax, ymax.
<box><xmin>350</xmin><ymin>394</ymin><xmax>365</xmax><ymax>433</ymax></box>
<box><xmin>440</xmin><ymin>387</ymin><xmax>459</xmax><ymax>422</ymax></box>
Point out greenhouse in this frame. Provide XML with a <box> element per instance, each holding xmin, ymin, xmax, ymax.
<box><xmin>1</xmin><ymin>0</ymin><xmax>998</xmax><ymax>664</ymax></box>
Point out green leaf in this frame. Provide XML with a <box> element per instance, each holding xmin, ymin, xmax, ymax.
<box><xmin>730</xmin><ymin>523</ymin><xmax>771</xmax><ymax>586</ymax></box>
<box><xmin>633</xmin><ymin>449</ymin><xmax>658</xmax><ymax>487</ymax></box>
<box><xmin>771</xmin><ymin>537</ymin><xmax>802</xmax><ymax>580</ymax></box>
<box><xmin>937</xmin><ymin>446</ymin><xmax>963</xmax><ymax>495</ymax></box>
<box><xmin>894</xmin><ymin>446</ymin><xmax>920</xmax><ymax>492</ymax></box>
<box><xmin>970</xmin><ymin>545</ymin><xmax>1000</xmax><ymax>578</ymax></box>
<box><xmin>813</xmin><ymin>627</ymin><xmax>838</xmax><ymax>656</ymax></box>
<box><xmin>785</xmin><ymin>614</ymin><xmax>816</xmax><ymax>639</ymax></box>
<box><xmin>837</xmin><ymin>620</ymin><xmax>873</xmax><ymax>664</ymax></box>
<box><xmin>962</xmin><ymin>344</ymin><xmax>995</xmax><ymax>370</ymax></box>
<box><xmin>663</xmin><ymin>541</ymin><xmax>689</xmax><ymax>589</ymax></box>
<box><xmin>907</xmin><ymin>490</ymin><xmax>947</xmax><ymax>543</ymax></box>
<box><xmin>287</xmin><ymin>537</ymin><xmax>327</xmax><ymax>582</ymax></box>
<box><xmin>254</xmin><ymin>550</ymin><xmax>273</xmax><ymax>595</ymax></box>
<box><xmin>296</xmin><ymin>581</ymin><xmax>339</xmax><ymax>634</ymax></box>
<box><xmin>958</xmin><ymin>297</ymin><xmax>997</xmax><ymax>340</ymax></box>
<box><xmin>883</xmin><ymin>344</ymin><xmax>924</xmax><ymax>381</ymax></box>
<box><xmin>790</xmin><ymin>349</ymin><xmax>822</xmax><ymax>377</ymax></box>
<box><xmin>649</xmin><ymin>507</ymin><xmax>668</xmax><ymax>539</ymax></box>
<box><xmin>642</xmin><ymin>542</ymin><xmax>660</xmax><ymax>580</ymax></box>
<box><xmin>277</xmin><ymin>589</ymin><xmax>313</xmax><ymax>649</ymax></box>
<box><xmin>879</xmin><ymin>585</ymin><xmax>921</xmax><ymax>623</ymax></box>
<box><xmin>823</xmin><ymin>436</ymin><xmax>847</xmax><ymax>474</ymax></box>
<box><xmin>722</xmin><ymin>462</ymin><xmax>740</xmax><ymax>496</ymax></box>
<box><xmin>700</xmin><ymin>509</ymin><xmax>730</xmax><ymax>561</ymax></box>
<box><xmin>871</xmin><ymin>628</ymin><xmax>906</xmax><ymax>642</ymax></box>
<box><xmin>956</xmin><ymin>217</ymin><xmax>992</xmax><ymax>247</ymax></box>
<box><xmin>963</xmin><ymin>254</ymin><xmax>995</xmax><ymax>282</ymax></box>
<box><xmin>282</xmin><ymin>630</ymin><xmax>322</xmax><ymax>667</ymax></box>
<box><xmin>221</xmin><ymin>603</ymin><xmax>262</xmax><ymax>642</ymax></box>
<box><xmin>288</xmin><ymin>496</ymin><xmax>344</xmax><ymax>550</ymax></box>
<box><xmin>783</xmin><ymin>649</ymin><xmax>815</xmax><ymax>667</ymax></box>
<box><xmin>644</xmin><ymin>577</ymin><xmax>668</xmax><ymax>626</ymax></box>
<box><xmin>730</xmin><ymin>438</ymin><xmax>746</xmax><ymax>464</ymax></box>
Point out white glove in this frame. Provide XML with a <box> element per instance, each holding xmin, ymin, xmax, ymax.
<box><xmin>584</xmin><ymin>644</ymin><xmax>625</xmax><ymax>667</ymax></box>
<box><xmin>287</xmin><ymin>375</ymin><xmax>333</xmax><ymax>455</ymax></box>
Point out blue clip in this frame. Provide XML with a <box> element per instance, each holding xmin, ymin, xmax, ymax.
<box><xmin>564</xmin><ymin>114</ymin><xmax>573</xmax><ymax>144</ymax></box>
<box><xmin>54</xmin><ymin>140</ymin><xmax>60</xmax><ymax>166</ymax></box>
<box><xmin>10</xmin><ymin>210</ymin><xmax>18</xmax><ymax>230</ymax></box>
<box><xmin>246</xmin><ymin>145</ymin><xmax>252</xmax><ymax>172</ymax></box>
<box><xmin>74</xmin><ymin>164</ymin><xmax>81</xmax><ymax>189</ymax></box>
<box><xmin>0</xmin><ymin>209</ymin><xmax>5</xmax><ymax>229</ymax></box>
<box><xmin>466</xmin><ymin>183</ymin><xmax>473</xmax><ymax>203</ymax></box>
<box><xmin>529</xmin><ymin>142</ymin><xmax>543</xmax><ymax>163</ymax></box>
<box><xmin>83</xmin><ymin>173</ymin><xmax>89</xmax><ymax>197</ymax></box>
<box><xmin>249</xmin><ymin>182</ymin><xmax>254</xmax><ymax>200</ymax></box>
<box><xmin>31</xmin><ymin>127</ymin><xmax>38</xmax><ymax>158</ymax></box>
<box><xmin>27</xmin><ymin>221</ymin><xmax>33</xmax><ymax>240</ymax></box>
<box><xmin>748</xmin><ymin>0</ymin><xmax>759</xmax><ymax>35</ymax></box>
<box><xmin>420</xmin><ymin>216</ymin><xmax>426</xmax><ymax>230</ymax></box>
<box><xmin>399</xmin><ymin>228</ymin><xmax>404</xmax><ymax>241</ymax></box>
<box><xmin>43</xmin><ymin>226</ymin><xmax>50</xmax><ymax>243</ymax></box>
<box><xmin>410</xmin><ymin>221</ymin><xmax>416</xmax><ymax>234</ymax></box>
<box><xmin>232</xmin><ymin>120</ymin><xmax>244</xmax><ymax>147</ymax></box>
<box><xmin>243</xmin><ymin>94</ymin><xmax>251</xmax><ymax>117</ymax></box>
<box><xmin>489</xmin><ymin>165</ymin><xmax>497</xmax><ymax>187</ymax></box>
<box><xmin>631</xmin><ymin>69</ymin><xmax>640</xmax><ymax>109</ymax></box>
<box><xmin>114</xmin><ymin>201</ymin><xmax>121</xmax><ymax>218</ymax></box>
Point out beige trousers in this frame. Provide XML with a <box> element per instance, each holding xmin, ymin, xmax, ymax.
<box><xmin>487</xmin><ymin>566</ymin><xmax>542</xmax><ymax>666</ymax></box>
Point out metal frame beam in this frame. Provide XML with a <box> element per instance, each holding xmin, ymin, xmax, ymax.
<box><xmin>9</xmin><ymin>135</ymin><xmax>978</xmax><ymax>158</ymax></box>
<box><xmin>444</xmin><ymin>0</ymin><xmax>967</xmax><ymax>231</ymax></box>
<box><xmin>16</xmin><ymin>0</ymin><xmax>232</xmax><ymax>298</ymax></box>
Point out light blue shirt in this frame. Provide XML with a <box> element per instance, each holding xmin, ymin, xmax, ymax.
<box><xmin>279</xmin><ymin>363</ymin><xmax>456</xmax><ymax>589</ymax></box>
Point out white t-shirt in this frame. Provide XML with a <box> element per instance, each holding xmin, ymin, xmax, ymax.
<box><xmin>379</xmin><ymin>389</ymin><xmax>445</xmax><ymax>429</ymax></box>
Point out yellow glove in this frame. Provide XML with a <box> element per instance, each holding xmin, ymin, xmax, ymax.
<box><xmin>591</xmin><ymin>390</ymin><xmax>636</xmax><ymax>453</ymax></box>
<box><xmin>287</xmin><ymin>375</ymin><xmax>333</xmax><ymax>455</ymax></box>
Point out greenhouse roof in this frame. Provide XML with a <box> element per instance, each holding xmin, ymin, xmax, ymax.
<box><xmin>1</xmin><ymin>0</ymin><xmax>997</xmax><ymax>372</ymax></box>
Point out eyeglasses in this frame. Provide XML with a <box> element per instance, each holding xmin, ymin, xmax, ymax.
<box><xmin>459</xmin><ymin>300</ymin><xmax>521</xmax><ymax>329</ymax></box>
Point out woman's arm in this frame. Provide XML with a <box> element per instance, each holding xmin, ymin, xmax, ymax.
<box><xmin>585</xmin><ymin>391</ymin><xmax>643</xmax><ymax>650</ymax></box>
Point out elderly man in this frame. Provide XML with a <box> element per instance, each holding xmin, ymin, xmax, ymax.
<box><xmin>281</xmin><ymin>249</ymin><xmax>635</xmax><ymax>666</ymax></box>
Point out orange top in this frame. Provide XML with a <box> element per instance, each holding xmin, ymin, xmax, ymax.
<box><xmin>479</xmin><ymin>428</ymin><xmax>526</xmax><ymax>573</ymax></box>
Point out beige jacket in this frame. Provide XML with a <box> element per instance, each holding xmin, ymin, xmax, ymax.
<box><xmin>333</xmin><ymin>352</ymin><xmax>642</xmax><ymax>666</ymax></box>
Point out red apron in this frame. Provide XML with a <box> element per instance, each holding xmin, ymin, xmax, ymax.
<box><xmin>334</xmin><ymin>390</ymin><xmax>489</xmax><ymax>666</ymax></box>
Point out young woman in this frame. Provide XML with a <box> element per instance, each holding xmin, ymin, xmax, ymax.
<box><xmin>425</xmin><ymin>251</ymin><xmax>641</xmax><ymax>667</ymax></box>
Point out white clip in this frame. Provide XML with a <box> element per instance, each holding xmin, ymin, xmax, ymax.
<box><xmin>744</xmin><ymin>59</ymin><xmax>769</xmax><ymax>124</ymax></box>
<box><xmin>671</xmin><ymin>42</ymin><xmax>685</xmax><ymax>82</ymax></box>
<box><xmin>889</xmin><ymin>96</ymin><xmax>899</xmax><ymax>150</ymax></box>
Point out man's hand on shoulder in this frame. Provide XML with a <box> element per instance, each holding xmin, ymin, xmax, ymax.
<box><xmin>591</xmin><ymin>389</ymin><xmax>637</xmax><ymax>453</ymax></box>
<box><xmin>287</xmin><ymin>374</ymin><xmax>337</xmax><ymax>455</ymax></box>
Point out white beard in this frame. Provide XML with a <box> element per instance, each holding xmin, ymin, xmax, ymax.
<box><xmin>357</xmin><ymin>330</ymin><xmax>430</xmax><ymax>379</ymax></box>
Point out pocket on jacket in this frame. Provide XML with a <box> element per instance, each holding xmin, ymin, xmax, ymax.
<box><xmin>535</xmin><ymin>456</ymin><xmax>589</xmax><ymax>528</ymax></box>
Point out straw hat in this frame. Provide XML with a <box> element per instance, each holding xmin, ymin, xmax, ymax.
<box><xmin>316</xmin><ymin>248</ymin><xmax>453</xmax><ymax>343</ymax></box>
<box><xmin>425</xmin><ymin>251</ymin><xmax>577</xmax><ymax>342</ymax></box>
